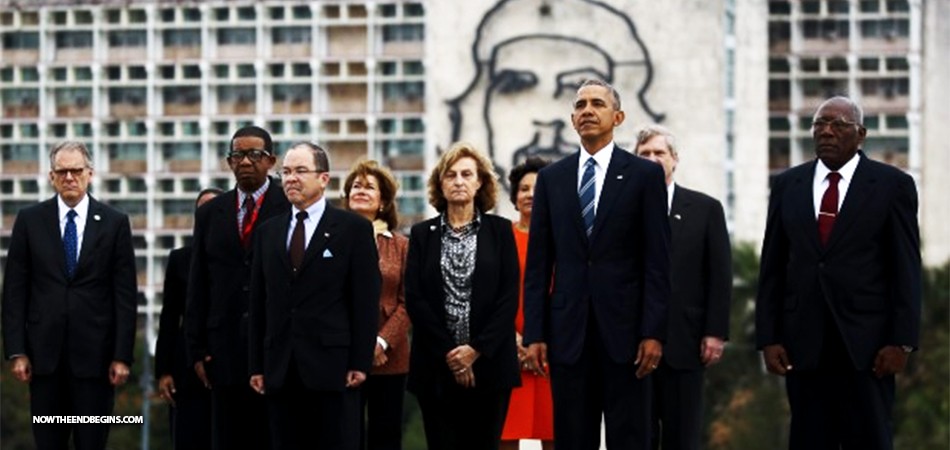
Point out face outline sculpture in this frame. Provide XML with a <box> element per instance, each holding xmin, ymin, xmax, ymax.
<box><xmin>447</xmin><ymin>0</ymin><xmax>664</xmax><ymax>190</ymax></box>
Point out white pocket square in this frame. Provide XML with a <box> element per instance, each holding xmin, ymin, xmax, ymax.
<box><xmin>322</xmin><ymin>249</ymin><xmax>333</xmax><ymax>258</ymax></box>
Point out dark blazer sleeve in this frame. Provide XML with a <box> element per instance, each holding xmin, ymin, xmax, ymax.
<box><xmin>469</xmin><ymin>216</ymin><xmax>520</xmax><ymax>358</ymax></box>
<box><xmin>185</xmin><ymin>202</ymin><xmax>212</xmax><ymax>364</ymax></box>
<box><xmin>639</xmin><ymin>160</ymin><xmax>672</xmax><ymax>340</ymax></box>
<box><xmin>523</xmin><ymin>169</ymin><xmax>554</xmax><ymax>346</ymax></box>
<box><xmin>110</xmin><ymin>209</ymin><xmax>138</xmax><ymax>365</ymax></box>
<box><xmin>155</xmin><ymin>247</ymin><xmax>188</xmax><ymax>378</ymax></box>
<box><xmin>1</xmin><ymin>207</ymin><xmax>35</xmax><ymax>359</ymax></box>
<box><xmin>703</xmin><ymin>195</ymin><xmax>732</xmax><ymax>339</ymax></box>
<box><xmin>347</xmin><ymin>214</ymin><xmax>383</xmax><ymax>373</ymax></box>
<box><xmin>887</xmin><ymin>171</ymin><xmax>921</xmax><ymax>348</ymax></box>
<box><xmin>755</xmin><ymin>173</ymin><xmax>790</xmax><ymax>349</ymax></box>
<box><xmin>247</xmin><ymin>224</ymin><xmax>267</xmax><ymax>377</ymax></box>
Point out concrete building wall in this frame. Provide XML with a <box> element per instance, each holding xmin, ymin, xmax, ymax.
<box><xmin>921</xmin><ymin>0</ymin><xmax>950</xmax><ymax>266</ymax></box>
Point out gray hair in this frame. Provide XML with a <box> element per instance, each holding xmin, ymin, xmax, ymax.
<box><xmin>49</xmin><ymin>141</ymin><xmax>93</xmax><ymax>169</ymax></box>
<box><xmin>635</xmin><ymin>124</ymin><xmax>678</xmax><ymax>158</ymax></box>
<box><xmin>578</xmin><ymin>78</ymin><xmax>622</xmax><ymax>111</ymax></box>
<box><xmin>289</xmin><ymin>141</ymin><xmax>331</xmax><ymax>172</ymax></box>
<box><xmin>817</xmin><ymin>95</ymin><xmax>864</xmax><ymax>124</ymax></box>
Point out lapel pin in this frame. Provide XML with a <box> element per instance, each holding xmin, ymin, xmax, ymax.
<box><xmin>673</xmin><ymin>214</ymin><xmax>682</xmax><ymax>220</ymax></box>
<box><xmin>324</xmin><ymin>232</ymin><xmax>330</xmax><ymax>238</ymax></box>
<box><xmin>429</xmin><ymin>225</ymin><xmax>437</xmax><ymax>231</ymax></box>
<box><xmin>93</xmin><ymin>214</ymin><xmax>101</xmax><ymax>221</ymax></box>
<box><xmin>617</xmin><ymin>175</ymin><xmax>624</xmax><ymax>180</ymax></box>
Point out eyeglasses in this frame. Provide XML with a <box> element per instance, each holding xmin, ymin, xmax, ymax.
<box><xmin>280</xmin><ymin>167</ymin><xmax>325</xmax><ymax>179</ymax></box>
<box><xmin>811</xmin><ymin>117</ymin><xmax>859</xmax><ymax>132</ymax></box>
<box><xmin>227</xmin><ymin>149</ymin><xmax>270</xmax><ymax>164</ymax></box>
<box><xmin>52</xmin><ymin>167</ymin><xmax>88</xmax><ymax>178</ymax></box>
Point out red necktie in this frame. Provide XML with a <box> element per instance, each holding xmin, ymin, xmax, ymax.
<box><xmin>240</xmin><ymin>194</ymin><xmax>256</xmax><ymax>248</ymax></box>
<box><xmin>818</xmin><ymin>172</ymin><xmax>842</xmax><ymax>246</ymax></box>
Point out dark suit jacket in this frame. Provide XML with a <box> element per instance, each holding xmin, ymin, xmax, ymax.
<box><xmin>405</xmin><ymin>214</ymin><xmax>520</xmax><ymax>393</ymax></box>
<box><xmin>185</xmin><ymin>180</ymin><xmax>289</xmax><ymax>386</ymax></box>
<box><xmin>665</xmin><ymin>185</ymin><xmax>732</xmax><ymax>370</ymax></box>
<box><xmin>248</xmin><ymin>204</ymin><xmax>381</xmax><ymax>391</ymax></box>
<box><xmin>523</xmin><ymin>147</ymin><xmax>671</xmax><ymax>365</ymax></box>
<box><xmin>2</xmin><ymin>196</ymin><xmax>137</xmax><ymax>378</ymax></box>
<box><xmin>756</xmin><ymin>154</ymin><xmax>921</xmax><ymax>370</ymax></box>
<box><xmin>155</xmin><ymin>246</ymin><xmax>204</xmax><ymax>391</ymax></box>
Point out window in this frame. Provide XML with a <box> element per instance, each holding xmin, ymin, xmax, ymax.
<box><xmin>217</xmin><ymin>85</ymin><xmax>256</xmax><ymax>102</ymax></box>
<box><xmin>800</xmin><ymin>58</ymin><xmax>820</xmax><ymax>72</ymax></box>
<box><xmin>51</xmin><ymin>124</ymin><xmax>67</xmax><ymax>137</ymax></box>
<box><xmin>827</xmin><ymin>57</ymin><xmax>848</xmax><ymax>72</ymax></box>
<box><xmin>769</xmin><ymin>58</ymin><xmax>790</xmax><ymax>73</ymax></box>
<box><xmin>769</xmin><ymin>1</ymin><xmax>791</xmax><ymax>14</ymax></box>
<box><xmin>380</xmin><ymin>4</ymin><xmax>398</xmax><ymax>17</ymax></box>
<box><xmin>162</xmin><ymin>142</ymin><xmax>202</xmax><ymax>160</ymax></box>
<box><xmin>183</xmin><ymin>65</ymin><xmax>201</xmax><ymax>79</ymax></box>
<box><xmin>270</xmin><ymin>7</ymin><xmax>285</xmax><ymax>20</ymax></box>
<box><xmin>885</xmin><ymin>57</ymin><xmax>909</xmax><ymax>71</ymax></box>
<box><xmin>108</xmin><ymin>143</ymin><xmax>147</xmax><ymax>160</ymax></box>
<box><xmin>292</xmin><ymin>63</ymin><xmax>312</xmax><ymax>77</ymax></box>
<box><xmin>827</xmin><ymin>1</ymin><xmax>849</xmax><ymax>13</ymax></box>
<box><xmin>801</xmin><ymin>1</ymin><xmax>821</xmax><ymax>13</ymax></box>
<box><xmin>272</xmin><ymin>27</ymin><xmax>311</xmax><ymax>44</ymax></box>
<box><xmin>214</xmin><ymin>8</ymin><xmax>230</xmax><ymax>21</ymax></box>
<box><xmin>382</xmin><ymin>24</ymin><xmax>423</xmax><ymax>42</ymax></box>
<box><xmin>75</xmin><ymin>67</ymin><xmax>92</xmax><ymax>81</ymax></box>
<box><xmin>382</xmin><ymin>82</ymin><xmax>424</xmax><ymax>101</ymax></box>
<box><xmin>129</xmin><ymin>9</ymin><xmax>146</xmax><ymax>23</ymax></box>
<box><xmin>75</xmin><ymin>10</ymin><xmax>93</xmax><ymax>24</ymax></box>
<box><xmin>0</xmin><ymin>68</ymin><xmax>11</xmax><ymax>82</ymax></box>
<box><xmin>218</xmin><ymin>28</ymin><xmax>256</xmax><ymax>45</ymax></box>
<box><xmin>183</xmin><ymin>8</ymin><xmax>201</xmax><ymax>22</ymax></box>
<box><xmin>20</xmin><ymin>67</ymin><xmax>38</xmax><ymax>82</ymax></box>
<box><xmin>273</xmin><ymin>84</ymin><xmax>311</xmax><ymax>102</ymax></box>
<box><xmin>19</xmin><ymin>124</ymin><xmax>38</xmax><ymax>138</ymax></box>
<box><xmin>164</xmin><ymin>29</ymin><xmax>201</xmax><ymax>47</ymax></box>
<box><xmin>164</xmin><ymin>86</ymin><xmax>201</xmax><ymax>104</ymax></box>
<box><xmin>55</xmin><ymin>31</ymin><xmax>93</xmax><ymax>48</ymax></box>
<box><xmin>860</xmin><ymin>0</ymin><xmax>880</xmax><ymax>13</ymax></box>
<box><xmin>107</xmin><ymin>67</ymin><xmax>123</xmax><ymax>81</ymax></box>
<box><xmin>55</xmin><ymin>88</ymin><xmax>92</xmax><ymax>107</ymax></box>
<box><xmin>769</xmin><ymin>117</ymin><xmax>791</xmax><ymax>132</ymax></box>
<box><xmin>270</xmin><ymin>64</ymin><xmax>285</xmax><ymax>78</ymax></box>
<box><xmin>380</xmin><ymin>62</ymin><xmax>398</xmax><ymax>75</ymax></box>
<box><xmin>129</xmin><ymin>122</ymin><xmax>147</xmax><ymax>136</ymax></box>
<box><xmin>237</xmin><ymin>64</ymin><xmax>256</xmax><ymax>78</ymax></box>
<box><xmin>129</xmin><ymin>66</ymin><xmax>147</xmax><ymax>80</ymax></box>
<box><xmin>292</xmin><ymin>5</ymin><xmax>312</xmax><ymax>19</ymax></box>
<box><xmin>2</xmin><ymin>32</ymin><xmax>39</xmax><ymax>49</ymax></box>
<box><xmin>1</xmin><ymin>89</ymin><xmax>39</xmax><ymax>107</ymax></box>
<box><xmin>183</xmin><ymin>122</ymin><xmax>200</xmax><ymax>136</ymax></box>
<box><xmin>215</xmin><ymin>65</ymin><xmax>230</xmax><ymax>78</ymax></box>
<box><xmin>160</xmin><ymin>66</ymin><xmax>176</xmax><ymax>80</ymax></box>
<box><xmin>404</xmin><ymin>3</ymin><xmax>424</xmax><ymax>17</ymax></box>
<box><xmin>237</xmin><ymin>6</ymin><xmax>256</xmax><ymax>21</ymax></box>
<box><xmin>159</xmin><ymin>122</ymin><xmax>175</xmax><ymax>136</ymax></box>
<box><xmin>292</xmin><ymin>120</ymin><xmax>310</xmax><ymax>135</ymax></box>
<box><xmin>129</xmin><ymin>177</ymin><xmax>147</xmax><ymax>192</ymax></box>
<box><xmin>73</xmin><ymin>123</ymin><xmax>92</xmax><ymax>137</ymax></box>
<box><xmin>887</xmin><ymin>1</ymin><xmax>910</xmax><ymax>12</ymax></box>
<box><xmin>859</xmin><ymin>57</ymin><xmax>880</xmax><ymax>71</ymax></box>
<box><xmin>885</xmin><ymin>115</ymin><xmax>908</xmax><ymax>129</ymax></box>
<box><xmin>160</xmin><ymin>9</ymin><xmax>175</xmax><ymax>23</ymax></box>
<box><xmin>404</xmin><ymin>61</ymin><xmax>424</xmax><ymax>75</ymax></box>
<box><xmin>109</xmin><ymin>88</ymin><xmax>147</xmax><ymax>105</ymax></box>
<box><xmin>404</xmin><ymin>118</ymin><xmax>424</xmax><ymax>133</ymax></box>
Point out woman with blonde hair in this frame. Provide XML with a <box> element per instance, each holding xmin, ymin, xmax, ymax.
<box><xmin>405</xmin><ymin>142</ymin><xmax>520</xmax><ymax>450</ymax></box>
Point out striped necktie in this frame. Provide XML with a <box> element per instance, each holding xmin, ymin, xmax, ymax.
<box><xmin>579</xmin><ymin>158</ymin><xmax>597</xmax><ymax>236</ymax></box>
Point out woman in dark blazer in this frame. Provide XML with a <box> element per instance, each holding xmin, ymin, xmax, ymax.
<box><xmin>342</xmin><ymin>160</ymin><xmax>411</xmax><ymax>450</ymax></box>
<box><xmin>405</xmin><ymin>142</ymin><xmax>520</xmax><ymax>450</ymax></box>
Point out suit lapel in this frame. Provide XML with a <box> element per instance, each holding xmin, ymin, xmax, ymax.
<box><xmin>300</xmin><ymin>205</ymin><xmax>337</xmax><ymax>271</ymax></box>
<box><xmin>589</xmin><ymin>150</ymin><xmax>630</xmax><ymax>243</ymax></box>
<box><xmin>75</xmin><ymin>197</ymin><xmax>102</xmax><ymax>276</ymax></box>
<box><xmin>669</xmin><ymin>188</ymin><xmax>688</xmax><ymax>241</ymax></box>
<box><xmin>824</xmin><ymin>157</ymin><xmax>875</xmax><ymax>253</ymax></box>
<box><xmin>42</xmin><ymin>199</ymin><xmax>68</xmax><ymax>279</ymax></box>
<box><xmin>557</xmin><ymin>153</ymin><xmax>589</xmax><ymax>246</ymax></box>
<box><xmin>792</xmin><ymin>163</ymin><xmax>822</xmax><ymax>251</ymax></box>
<box><xmin>219</xmin><ymin>190</ymin><xmax>244</xmax><ymax>250</ymax></box>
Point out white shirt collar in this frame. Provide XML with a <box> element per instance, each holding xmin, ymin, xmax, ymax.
<box><xmin>58</xmin><ymin>194</ymin><xmax>90</xmax><ymax>221</ymax></box>
<box><xmin>815</xmin><ymin>152</ymin><xmax>860</xmax><ymax>183</ymax></box>
<box><xmin>667</xmin><ymin>181</ymin><xmax>676</xmax><ymax>213</ymax></box>
<box><xmin>579</xmin><ymin>141</ymin><xmax>615</xmax><ymax>170</ymax></box>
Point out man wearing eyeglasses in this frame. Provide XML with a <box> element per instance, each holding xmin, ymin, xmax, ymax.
<box><xmin>248</xmin><ymin>142</ymin><xmax>380</xmax><ymax>449</ymax></box>
<box><xmin>756</xmin><ymin>96</ymin><xmax>921</xmax><ymax>450</ymax></box>
<box><xmin>2</xmin><ymin>141</ymin><xmax>137</xmax><ymax>450</ymax></box>
<box><xmin>185</xmin><ymin>125</ymin><xmax>289</xmax><ymax>450</ymax></box>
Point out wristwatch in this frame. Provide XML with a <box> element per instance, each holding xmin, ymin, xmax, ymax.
<box><xmin>900</xmin><ymin>345</ymin><xmax>914</xmax><ymax>354</ymax></box>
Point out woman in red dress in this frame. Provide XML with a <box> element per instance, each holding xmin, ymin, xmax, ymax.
<box><xmin>501</xmin><ymin>157</ymin><xmax>554</xmax><ymax>450</ymax></box>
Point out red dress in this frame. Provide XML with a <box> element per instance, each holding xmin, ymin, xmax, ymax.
<box><xmin>501</xmin><ymin>224</ymin><xmax>554</xmax><ymax>440</ymax></box>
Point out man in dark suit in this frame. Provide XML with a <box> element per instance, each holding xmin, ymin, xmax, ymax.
<box><xmin>3</xmin><ymin>141</ymin><xmax>137</xmax><ymax>450</ymax></box>
<box><xmin>635</xmin><ymin>125</ymin><xmax>732</xmax><ymax>450</ymax></box>
<box><xmin>523</xmin><ymin>79</ymin><xmax>671</xmax><ymax>449</ymax></box>
<box><xmin>185</xmin><ymin>126</ymin><xmax>289</xmax><ymax>450</ymax></box>
<box><xmin>756</xmin><ymin>96</ymin><xmax>921</xmax><ymax>450</ymax></box>
<box><xmin>248</xmin><ymin>142</ymin><xmax>381</xmax><ymax>450</ymax></box>
<box><xmin>155</xmin><ymin>187</ymin><xmax>222</xmax><ymax>449</ymax></box>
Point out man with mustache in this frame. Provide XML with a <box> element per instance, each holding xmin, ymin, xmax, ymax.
<box><xmin>756</xmin><ymin>96</ymin><xmax>921</xmax><ymax>449</ymax></box>
<box><xmin>185</xmin><ymin>125</ymin><xmax>289</xmax><ymax>449</ymax></box>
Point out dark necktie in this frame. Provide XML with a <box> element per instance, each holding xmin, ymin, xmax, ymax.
<box><xmin>64</xmin><ymin>209</ymin><xmax>78</xmax><ymax>278</ymax></box>
<box><xmin>240</xmin><ymin>194</ymin><xmax>256</xmax><ymax>248</ymax></box>
<box><xmin>579</xmin><ymin>158</ymin><xmax>597</xmax><ymax>236</ymax></box>
<box><xmin>289</xmin><ymin>211</ymin><xmax>308</xmax><ymax>272</ymax></box>
<box><xmin>818</xmin><ymin>172</ymin><xmax>842</xmax><ymax>246</ymax></box>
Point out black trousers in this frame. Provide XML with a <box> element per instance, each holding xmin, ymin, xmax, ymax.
<box><xmin>169</xmin><ymin>384</ymin><xmax>212</xmax><ymax>450</ymax></box>
<box><xmin>785</xmin><ymin>312</ymin><xmax>895</xmax><ymax>450</ymax></box>
<box><xmin>549</xmin><ymin>313</ymin><xmax>653</xmax><ymax>450</ymax></box>
<box><xmin>360</xmin><ymin>373</ymin><xmax>407</xmax><ymax>450</ymax></box>
<box><xmin>211</xmin><ymin>383</ymin><xmax>270</xmax><ymax>450</ymax></box>
<box><xmin>415</xmin><ymin>384</ymin><xmax>511</xmax><ymax>450</ymax></box>
<box><xmin>267</xmin><ymin>359</ymin><xmax>361</xmax><ymax>450</ymax></box>
<box><xmin>651</xmin><ymin>362</ymin><xmax>704</xmax><ymax>450</ymax></box>
<box><xmin>30</xmin><ymin>363</ymin><xmax>114</xmax><ymax>450</ymax></box>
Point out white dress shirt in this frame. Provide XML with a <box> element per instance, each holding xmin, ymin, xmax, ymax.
<box><xmin>58</xmin><ymin>194</ymin><xmax>90</xmax><ymax>255</ymax></box>
<box><xmin>577</xmin><ymin>141</ymin><xmax>616</xmax><ymax>215</ymax></box>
